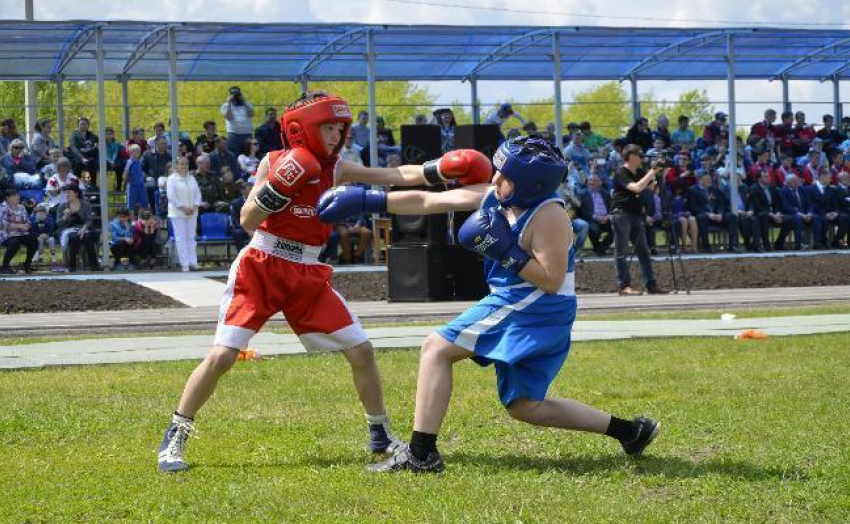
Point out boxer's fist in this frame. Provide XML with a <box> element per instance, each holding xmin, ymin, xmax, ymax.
<box><xmin>254</xmin><ymin>148</ymin><xmax>321</xmax><ymax>213</ymax></box>
<box><xmin>458</xmin><ymin>208</ymin><xmax>530</xmax><ymax>274</ymax></box>
<box><xmin>422</xmin><ymin>149</ymin><xmax>492</xmax><ymax>186</ymax></box>
<box><xmin>317</xmin><ymin>185</ymin><xmax>387</xmax><ymax>223</ymax></box>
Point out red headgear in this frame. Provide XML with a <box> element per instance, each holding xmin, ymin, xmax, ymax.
<box><xmin>282</xmin><ymin>93</ymin><xmax>352</xmax><ymax>164</ymax></box>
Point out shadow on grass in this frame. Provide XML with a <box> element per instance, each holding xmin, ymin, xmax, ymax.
<box><xmin>447</xmin><ymin>452</ymin><xmax>808</xmax><ymax>481</ymax></box>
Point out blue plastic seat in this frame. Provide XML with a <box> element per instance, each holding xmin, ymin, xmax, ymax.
<box><xmin>19</xmin><ymin>189</ymin><xmax>45</xmax><ymax>206</ymax></box>
<box><xmin>199</xmin><ymin>212</ymin><xmax>231</xmax><ymax>241</ymax></box>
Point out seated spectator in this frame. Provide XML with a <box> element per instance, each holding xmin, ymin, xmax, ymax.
<box><xmin>816</xmin><ymin>114</ymin><xmax>846</xmax><ymax>156</ymax></box>
<box><xmin>579</xmin><ymin>122</ymin><xmax>605</xmax><ymax>151</ymax></box>
<box><xmin>109</xmin><ymin>208</ymin><xmax>137</xmax><ymax>270</ymax></box>
<box><xmin>831</xmin><ymin>150</ymin><xmax>849</xmax><ymax>181</ymax></box>
<box><xmin>55</xmin><ymin>184</ymin><xmax>100</xmax><ymax>272</ymax></box>
<box><xmin>771</xmin><ymin>154</ymin><xmax>799</xmax><ymax>187</ymax></box>
<box><xmin>105</xmin><ymin>127</ymin><xmax>129</xmax><ymax>191</ymax></box>
<box><xmin>0</xmin><ymin>189</ymin><xmax>37</xmax><ymax>273</ymax></box>
<box><xmin>652</xmin><ymin>115</ymin><xmax>671</xmax><ymax>148</ymax></box>
<box><xmin>195</xmin><ymin>155</ymin><xmax>228</xmax><ymax>214</ymax></box>
<box><xmin>30</xmin><ymin>119</ymin><xmax>56</xmax><ymax>169</ymax></box>
<box><xmin>147</xmin><ymin>122</ymin><xmax>171</xmax><ymax>153</ymax></box>
<box><xmin>807</xmin><ymin>167</ymin><xmax>840</xmax><ymax>249</ymax></box>
<box><xmin>133</xmin><ymin>209</ymin><xmax>160</xmax><ymax>270</ymax></box>
<box><xmin>340</xmin><ymin>129</ymin><xmax>363</xmax><ymax>165</ymax></box>
<box><xmin>68</xmin><ymin>117</ymin><xmax>99</xmax><ymax>185</ymax></box>
<box><xmin>254</xmin><ymin>107</ymin><xmax>282</xmax><ymax>158</ymax></box>
<box><xmin>484</xmin><ymin>104</ymin><xmax>525</xmax><ymax>139</ymax></box>
<box><xmin>578</xmin><ymin>174</ymin><xmax>613</xmax><ymax>255</ymax></box>
<box><xmin>688</xmin><ymin>172</ymin><xmax>739</xmax><ymax>253</ymax></box>
<box><xmin>829</xmin><ymin>172</ymin><xmax>850</xmax><ymax>247</ymax></box>
<box><xmin>209</xmin><ymin>136</ymin><xmax>240</xmax><ymax>178</ymax></box>
<box><xmin>124</xmin><ymin>144</ymin><xmax>148</xmax><ymax>217</ymax></box>
<box><xmin>29</xmin><ymin>203</ymin><xmax>56</xmax><ymax>266</ymax></box>
<box><xmin>44</xmin><ymin>157</ymin><xmax>79</xmax><ymax>218</ymax></box>
<box><xmin>563</xmin><ymin>132</ymin><xmax>592</xmax><ymax>173</ymax></box>
<box><xmin>0</xmin><ymin>118</ymin><xmax>26</xmax><ymax>155</ymax></box>
<box><xmin>167</xmin><ymin>156</ymin><xmax>201</xmax><ymax>272</ymax></box>
<box><xmin>351</xmin><ymin>110</ymin><xmax>371</xmax><ymax>150</ymax></box>
<box><xmin>792</xmin><ymin>111</ymin><xmax>817</xmax><ymax>158</ymax></box>
<box><xmin>434</xmin><ymin>108</ymin><xmax>456</xmax><ymax>154</ymax></box>
<box><xmin>413</xmin><ymin>114</ymin><xmax>428</xmax><ymax>125</ymax></box>
<box><xmin>142</xmin><ymin>136</ymin><xmax>170</xmax><ymax>208</ymax></box>
<box><xmin>702</xmin><ymin>112</ymin><xmax>726</xmax><ymax>148</ymax></box>
<box><xmin>747</xmin><ymin>109</ymin><xmax>777</xmax><ymax>148</ymax></box>
<box><xmin>336</xmin><ymin>213</ymin><xmax>372</xmax><ymax>264</ymax></box>
<box><xmin>386</xmin><ymin>153</ymin><xmax>402</xmax><ymax>169</ymax></box>
<box><xmin>801</xmin><ymin>148</ymin><xmax>823</xmax><ymax>185</ymax></box>
<box><xmin>41</xmin><ymin>147</ymin><xmax>62</xmax><ymax>181</ymax></box>
<box><xmin>724</xmin><ymin>171</ymin><xmax>762</xmax><ymax>252</ymax></box>
<box><xmin>671</xmin><ymin>115</ymin><xmax>696</xmax><ymax>149</ymax></box>
<box><xmin>780</xmin><ymin>173</ymin><xmax>821</xmax><ymax>250</ymax></box>
<box><xmin>642</xmin><ymin>185</ymin><xmax>666</xmax><ymax>255</ymax></box>
<box><xmin>195</xmin><ymin>120</ymin><xmax>218</xmax><ymax>156</ymax></box>
<box><xmin>558</xmin><ymin>180</ymin><xmax>588</xmax><ymax>255</ymax></box>
<box><xmin>750</xmin><ymin>170</ymin><xmax>794</xmax><ymax>251</ymax></box>
<box><xmin>664</xmin><ymin>155</ymin><xmax>697</xmax><ymax>192</ymax></box>
<box><xmin>590</xmin><ymin>147</ymin><xmax>612</xmax><ymax>189</ymax></box>
<box><xmin>230</xmin><ymin>180</ymin><xmax>252</xmax><ymax>251</ymax></box>
<box><xmin>645</xmin><ymin>138</ymin><xmax>668</xmax><ymax>159</ymax></box>
<box><xmin>2</xmin><ymin>139</ymin><xmax>39</xmax><ymax>189</ymax></box>
<box><xmin>219</xmin><ymin>167</ymin><xmax>240</xmax><ymax>203</ymax></box>
<box><xmin>669</xmin><ymin>184</ymin><xmax>698</xmax><ymax>253</ymax></box>
<box><xmin>125</xmin><ymin>127</ymin><xmax>148</xmax><ymax>156</ymax></box>
<box><xmin>177</xmin><ymin>139</ymin><xmax>197</xmax><ymax>171</ymax></box>
<box><xmin>237</xmin><ymin>138</ymin><xmax>260</xmax><ymax>179</ymax></box>
<box><xmin>747</xmin><ymin>148</ymin><xmax>774</xmax><ymax>186</ymax></box>
<box><xmin>374</xmin><ymin>116</ymin><xmax>400</xmax><ymax>166</ymax></box>
<box><xmin>625</xmin><ymin>117</ymin><xmax>653</xmax><ymax>152</ymax></box>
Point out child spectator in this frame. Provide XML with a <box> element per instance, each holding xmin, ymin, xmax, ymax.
<box><xmin>44</xmin><ymin>157</ymin><xmax>79</xmax><ymax>218</ymax></box>
<box><xmin>41</xmin><ymin>147</ymin><xmax>62</xmax><ymax>180</ymax></box>
<box><xmin>29</xmin><ymin>203</ymin><xmax>56</xmax><ymax>267</ymax></box>
<box><xmin>109</xmin><ymin>208</ymin><xmax>137</xmax><ymax>270</ymax></box>
<box><xmin>105</xmin><ymin>127</ymin><xmax>129</xmax><ymax>191</ymax></box>
<box><xmin>134</xmin><ymin>209</ymin><xmax>160</xmax><ymax>269</ymax></box>
<box><xmin>124</xmin><ymin>144</ymin><xmax>148</xmax><ymax>217</ymax></box>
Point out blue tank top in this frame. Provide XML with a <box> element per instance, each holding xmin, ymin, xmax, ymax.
<box><xmin>480</xmin><ymin>189</ymin><xmax>575</xmax><ymax>294</ymax></box>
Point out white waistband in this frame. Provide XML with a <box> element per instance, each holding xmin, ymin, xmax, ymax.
<box><xmin>489</xmin><ymin>272</ymin><xmax>575</xmax><ymax>296</ymax></box>
<box><xmin>249</xmin><ymin>230</ymin><xmax>322</xmax><ymax>264</ymax></box>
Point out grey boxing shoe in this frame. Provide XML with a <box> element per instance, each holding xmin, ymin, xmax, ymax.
<box><xmin>620</xmin><ymin>416</ymin><xmax>661</xmax><ymax>457</ymax></box>
<box><xmin>157</xmin><ymin>420</ymin><xmax>194</xmax><ymax>472</ymax></box>
<box><xmin>366</xmin><ymin>420</ymin><xmax>406</xmax><ymax>454</ymax></box>
<box><xmin>366</xmin><ymin>446</ymin><xmax>445</xmax><ymax>473</ymax></box>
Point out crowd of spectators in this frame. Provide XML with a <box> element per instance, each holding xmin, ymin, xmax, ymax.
<box><xmin>2</xmin><ymin>89</ymin><xmax>850</xmax><ymax>274</ymax></box>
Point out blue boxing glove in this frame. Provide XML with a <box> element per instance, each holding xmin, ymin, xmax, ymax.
<box><xmin>317</xmin><ymin>185</ymin><xmax>388</xmax><ymax>223</ymax></box>
<box><xmin>458</xmin><ymin>208</ymin><xmax>531</xmax><ymax>274</ymax></box>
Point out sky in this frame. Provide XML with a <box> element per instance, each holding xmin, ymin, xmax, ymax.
<box><xmin>3</xmin><ymin>0</ymin><xmax>850</xmax><ymax>128</ymax></box>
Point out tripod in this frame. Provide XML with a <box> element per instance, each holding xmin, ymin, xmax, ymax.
<box><xmin>652</xmin><ymin>179</ymin><xmax>691</xmax><ymax>294</ymax></box>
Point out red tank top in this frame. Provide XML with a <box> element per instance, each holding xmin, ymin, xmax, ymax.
<box><xmin>257</xmin><ymin>149</ymin><xmax>335</xmax><ymax>246</ymax></box>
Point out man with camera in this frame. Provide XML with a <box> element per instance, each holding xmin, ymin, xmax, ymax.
<box><xmin>221</xmin><ymin>86</ymin><xmax>255</xmax><ymax>158</ymax></box>
<box><xmin>610</xmin><ymin>144</ymin><xmax>666</xmax><ymax>296</ymax></box>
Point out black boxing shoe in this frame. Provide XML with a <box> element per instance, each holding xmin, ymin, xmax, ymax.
<box><xmin>620</xmin><ymin>416</ymin><xmax>661</xmax><ymax>457</ymax></box>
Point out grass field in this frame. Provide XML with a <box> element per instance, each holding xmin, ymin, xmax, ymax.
<box><xmin>1</xmin><ymin>333</ymin><xmax>849</xmax><ymax>522</ymax></box>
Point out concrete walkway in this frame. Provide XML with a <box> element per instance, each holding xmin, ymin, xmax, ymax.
<box><xmin>2</xmin><ymin>314</ymin><xmax>848</xmax><ymax>369</ymax></box>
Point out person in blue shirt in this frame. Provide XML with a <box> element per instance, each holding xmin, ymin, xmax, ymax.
<box><xmin>124</xmin><ymin>144</ymin><xmax>148</xmax><ymax>217</ymax></box>
<box><xmin>109</xmin><ymin>208</ymin><xmax>137</xmax><ymax>270</ymax></box>
<box><xmin>318</xmin><ymin>137</ymin><xmax>661</xmax><ymax>473</ymax></box>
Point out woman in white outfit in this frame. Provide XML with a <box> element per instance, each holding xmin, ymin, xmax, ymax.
<box><xmin>166</xmin><ymin>156</ymin><xmax>201</xmax><ymax>271</ymax></box>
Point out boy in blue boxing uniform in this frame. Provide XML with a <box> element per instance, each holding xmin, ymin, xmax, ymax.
<box><xmin>318</xmin><ymin>137</ymin><xmax>660</xmax><ymax>473</ymax></box>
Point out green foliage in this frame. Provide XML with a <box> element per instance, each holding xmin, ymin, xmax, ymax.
<box><xmin>641</xmin><ymin>88</ymin><xmax>716</xmax><ymax>135</ymax></box>
<box><xmin>0</xmin><ymin>333</ymin><xmax>848</xmax><ymax>522</ymax></box>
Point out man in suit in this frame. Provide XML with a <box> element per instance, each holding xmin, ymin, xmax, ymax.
<box><xmin>780</xmin><ymin>174</ymin><xmax>822</xmax><ymax>250</ymax></box>
<box><xmin>724</xmin><ymin>171</ymin><xmax>762</xmax><ymax>252</ymax></box>
<box><xmin>805</xmin><ymin>167</ymin><xmax>838</xmax><ymax>248</ymax></box>
<box><xmin>750</xmin><ymin>170</ymin><xmax>795</xmax><ymax>251</ymax></box>
<box><xmin>688</xmin><ymin>172</ymin><xmax>739</xmax><ymax>253</ymax></box>
<box><xmin>578</xmin><ymin>174</ymin><xmax>613</xmax><ymax>255</ymax></box>
<box><xmin>829</xmin><ymin>172</ymin><xmax>850</xmax><ymax>248</ymax></box>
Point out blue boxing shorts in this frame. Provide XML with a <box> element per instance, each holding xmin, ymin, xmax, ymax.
<box><xmin>437</xmin><ymin>285</ymin><xmax>576</xmax><ymax>407</ymax></box>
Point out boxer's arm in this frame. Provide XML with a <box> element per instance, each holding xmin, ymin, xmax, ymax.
<box><xmin>336</xmin><ymin>159</ymin><xmax>426</xmax><ymax>187</ymax></box>
<box><xmin>387</xmin><ymin>184</ymin><xmax>489</xmax><ymax>215</ymax></box>
<box><xmin>240</xmin><ymin>155</ymin><xmax>271</xmax><ymax>232</ymax></box>
<box><xmin>517</xmin><ymin>203</ymin><xmax>570</xmax><ymax>294</ymax></box>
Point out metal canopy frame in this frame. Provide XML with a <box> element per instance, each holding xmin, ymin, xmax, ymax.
<box><xmin>462</xmin><ymin>29</ymin><xmax>554</xmax><ymax>82</ymax></box>
<box><xmin>298</xmin><ymin>27</ymin><xmax>370</xmax><ymax>82</ymax></box>
<box><xmin>770</xmin><ymin>36</ymin><xmax>850</xmax><ymax>81</ymax></box>
<box><xmin>51</xmin><ymin>23</ymin><xmax>102</xmax><ymax>77</ymax></box>
<box><xmin>122</xmin><ymin>23</ymin><xmax>181</xmax><ymax>77</ymax></box>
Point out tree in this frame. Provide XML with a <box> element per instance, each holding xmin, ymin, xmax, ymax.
<box><xmin>640</xmin><ymin>88</ymin><xmax>715</xmax><ymax>135</ymax></box>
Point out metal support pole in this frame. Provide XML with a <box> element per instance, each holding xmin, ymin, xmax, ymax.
<box><xmin>121</xmin><ymin>77</ymin><xmax>131</xmax><ymax>141</ymax></box>
<box><xmin>833</xmin><ymin>76</ymin><xmax>842</xmax><ymax>122</ymax></box>
<box><xmin>24</xmin><ymin>0</ymin><xmax>36</xmax><ymax>145</ymax></box>
<box><xmin>56</xmin><ymin>76</ymin><xmax>65</xmax><ymax>149</ymax></box>
<box><xmin>629</xmin><ymin>75</ymin><xmax>640</xmax><ymax>123</ymax></box>
<box><xmin>781</xmin><ymin>74</ymin><xmax>791</xmax><ymax>113</ymax></box>
<box><xmin>470</xmin><ymin>75</ymin><xmax>480</xmax><ymax>125</ymax></box>
<box><xmin>552</xmin><ymin>32</ymin><xmax>564</xmax><ymax>151</ymax></box>
<box><xmin>300</xmin><ymin>77</ymin><xmax>308</xmax><ymax>94</ymax></box>
<box><xmin>167</xmin><ymin>27</ymin><xmax>180</xmax><ymax>169</ymax></box>
<box><xmin>95</xmin><ymin>26</ymin><xmax>111</xmax><ymax>267</ymax></box>
<box><xmin>727</xmin><ymin>34</ymin><xmax>739</xmax><ymax>214</ymax></box>
<box><xmin>366</xmin><ymin>30</ymin><xmax>378</xmax><ymax>169</ymax></box>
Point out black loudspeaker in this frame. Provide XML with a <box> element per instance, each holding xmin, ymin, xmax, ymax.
<box><xmin>454</xmin><ymin>124</ymin><xmax>502</xmax><ymax>159</ymax></box>
<box><xmin>391</xmin><ymin>185</ymin><xmax>449</xmax><ymax>245</ymax></box>
<box><xmin>449</xmin><ymin>244</ymin><xmax>489</xmax><ymax>301</ymax></box>
<box><xmin>401</xmin><ymin>125</ymin><xmax>442</xmax><ymax>165</ymax></box>
<box><xmin>388</xmin><ymin>243</ymin><xmax>454</xmax><ymax>301</ymax></box>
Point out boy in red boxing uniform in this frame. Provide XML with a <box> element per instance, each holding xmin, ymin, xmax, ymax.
<box><xmin>157</xmin><ymin>92</ymin><xmax>491</xmax><ymax>472</ymax></box>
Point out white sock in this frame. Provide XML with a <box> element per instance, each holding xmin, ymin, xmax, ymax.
<box><xmin>366</xmin><ymin>413</ymin><xmax>389</xmax><ymax>426</ymax></box>
<box><xmin>172</xmin><ymin>412</ymin><xmax>194</xmax><ymax>425</ymax></box>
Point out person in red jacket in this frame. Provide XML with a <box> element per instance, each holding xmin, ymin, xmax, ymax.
<box><xmin>157</xmin><ymin>92</ymin><xmax>492</xmax><ymax>473</ymax></box>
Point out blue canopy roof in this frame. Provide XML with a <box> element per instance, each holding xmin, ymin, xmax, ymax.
<box><xmin>0</xmin><ymin>21</ymin><xmax>848</xmax><ymax>82</ymax></box>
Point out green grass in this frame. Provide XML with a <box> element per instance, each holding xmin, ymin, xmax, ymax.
<box><xmin>1</xmin><ymin>333</ymin><xmax>849</xmax><ymax>522</ymax></box>
<box><xmin>577</xmin><ymin>302</ymin><xmax>850</xmax><ymax>321</ymax></box>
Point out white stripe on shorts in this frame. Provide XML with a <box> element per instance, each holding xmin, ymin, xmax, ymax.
<box><xmin>454</xmin><ymin>289</ymin><xmax>544</xmax><ymax>351</ymax></box>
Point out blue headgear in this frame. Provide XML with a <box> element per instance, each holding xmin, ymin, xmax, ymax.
<box><xmin>491</xmin><ymin>136</ymin><xmax>568</xmax><ymax>209</ymax></box>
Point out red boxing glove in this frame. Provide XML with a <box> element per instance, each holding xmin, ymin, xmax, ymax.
<box><xmin>423</xmin><ymin>149</ymin><xmax>493</xmax><ymax>186</ymax></box>
<box><xmin>254</xmin><ymin>147</ymin><xmax>321</xmax><ymax>213</ymax></box>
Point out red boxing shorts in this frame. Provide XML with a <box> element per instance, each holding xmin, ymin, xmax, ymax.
<box><xmin>213</xmin><ymin>229</ymin><xmax>368</xmax><ymax>351</ymax></box>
